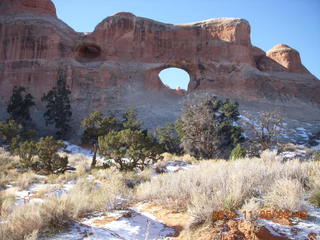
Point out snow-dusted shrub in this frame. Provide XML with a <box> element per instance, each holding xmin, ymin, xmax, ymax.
<box><xmin>136</xmin><ymin>154</ymin><xmax>315</xmax><ymax>227</ymax></box>
<box><xmin>0</xmin><ymin>197</ymin><xmax>71</xmax><ymax>240</ymax></box>
<box><xmin>61</xmin><ymin>176</ymin><xmax>129</xmax><ymax>218</ymax></box>
<box><xmin>264</xmin><ymin>178</ymin><xmax>305</xmax><ymax>211</ymax></box>
<box><xmin>0</xmin><ymin>169</ymin><xmax>131</xmax><ymax>240</ymax></box>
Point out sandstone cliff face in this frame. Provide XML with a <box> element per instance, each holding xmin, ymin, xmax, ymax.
<box><xmin>0</xmin><ymin>0</ymin><xmax>56</xmax><ymax>17</ymax></box>
<box><xmin>0</xmin><ymin>0</ymin><xmax>319</xmax><ymax>136</ymax></box>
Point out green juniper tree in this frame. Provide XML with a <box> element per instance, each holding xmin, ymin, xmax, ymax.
<box><xmin>42</xmin><ymin>70</ymin><xmax>72</xmax><ymax>139</ymax></box>
<box><xmin>13</xmin><ymin>137</ymin><xmax>69</xmax><ymax>174</ymax></box>
<box><xmin>7</xmin><ymin>86</ymin><xmax>35</xmax><ymax>126</ymax></box>
<box><xmin>81</xmin><ymin>112</ymin><xmax>120</xmax><ymax>168</ymax></box>
<box><xmin>0</xmin><ymin>120</ymin><xmax>24</xmax><ymax>145</ymax></box>
<box><xmin>98</xmin><ymin>108</ymin><xmax>162</xmax><ymax>171</ymax></box>
<box><xmin>155</xmin><ymin>122</ymin><xmax>182</xmax><ymax>154</ymax></box>
<box><xmin>36</xmin><ymin>136</ymin><xmax>68</xmax><ymax>174</ymax></box>
<box><xmin>178</xmin><ymin>96</ymin><xmax>244</xmax><ymax>159</ymax></box>
<box><xmin>122</xmin><ymin>107</ymin><xmax>143</xmax><ymax>131</ymax></box>
<box><xmin>13</xmin><ymin>140</ymin><xmax>38</xmax><ymax>170</ymax></box>
<box><xmin>0</xmin><ymin>120</ymin><xmax>36</xmax><ymax>153</ymax></box>
<box><xmin>99</xmin><ymin>128</ymin><xmax>162</xmax><ymax>171</ymax></box>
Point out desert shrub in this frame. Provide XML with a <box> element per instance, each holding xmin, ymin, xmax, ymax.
<box><xmin>0</xmin><ymin>120</ymin><xmax>22</xmax><ymax>145</ymax></box>
<box><xmin>36</xmin><ymin>137</ymin><xmax>68</xmax><ymax>174</ymax></box>
<box><xmin>229</xmin><ymin>144</ymin><xmax>246</xmax><ymax>160</ymax></box>
<box><xmin>310</xmin><ymin>188</ymin><xmax>320</xmax><ymax>207</ymax></box>
<box><xmin>264</xmin><ymin>178</ymin><xmax>304</xmax><ymax>211</ymax></box>
<box><xmin>241</xmin><ymin>198</ymin><xmax>263</xmax><ymax>219</ymax></box>
<box><xmin>99</xmin><ymin>129</ymin><xmax>162</xmax><ymax>171</ymax></box>
<box><xmin>161</xmin><ymin>152</ymin><xmax>197</xmax><ymax>164</ymax></box>
<box><xmin>137</xmin><ymin>155</ymin><xmax>314</xmax><ymax>227</ymax></box>
<box><xmin>313</xmin><ymin>150</ymin><xmax>320</xmax><ymax>161</ymax></box>
<box><xmin>0</xmin><ymin>120</ymin><xmax>36</xmax><ymax>155</ymax></box>
<box><xmin>0</xmin><ymin>191</ymin><xmax>16</xmax><ymax>216</ymax></box>
<box><xmin>0</xmin><ymin>198</ymin><xmax>72</xmax><ymax>240</ymax></box>
<box><xmin>66</xmin><ymin>153</ymin><xmax>92</xmax><ymax>171</ymax></box>
<box><xmin>24</xmin><ymin>230</ymin><xmax>38</xmax><ymax>240</ymax></box>
<box><xmin>155</xmin><ymin>122</ymin><xmax>182</xmax><ymax>154</ymax></box>
<box><xmin>7</xmin><ymin>86</ymin><xmax>35</xmax><ymax>127</ymax></box>
<box><xmin>13</xmin><ymin>140</ymin><xmax>38</xmax><ymax>169</ymax></box>
<box><xmin>15</xmin><ymin>172</ymin><xmax>39</xmax><ymax>189</ymax></box>
<box><xmin>81</xmin><ymin>111</ymin><xmax>120</xmax><ymax>168</ymax></box>
<box><xmin>178</xmin><ymin>96</ymin><xmax>244</xmax><ymax>159</ymax></box>
<box><xmin>0</xmin><ymin>148</ymin><xmax>18</xmax><ymax>170</ymax></box>
<box><xmin>12</xmin><ymin>137</ymin><xmax>68</xmax><ymax>174</ymax></box>
<box><xmin>0</xmin><ymin>170</ymin><xmax>131</xmax><ymax>240</ymax></box>
<box><xmin>61</xmin><ymin>176</ymin><xmax>129</xmax><ymax>217</ymax></box>
<box><xmin>0</xmin><ymin>148</ymin><xmax>20</xmax><ymax>188</ymax></box>
<box><xmin>122</xmin><ymin>170</ymin><xmax>152</xmax><ymax>188</ymax></box>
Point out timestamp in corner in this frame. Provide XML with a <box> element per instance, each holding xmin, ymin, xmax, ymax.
<box><xmin>212</xmin><ymin>209</ymin><xmax>309</xmax><ymax>221</ymax></box>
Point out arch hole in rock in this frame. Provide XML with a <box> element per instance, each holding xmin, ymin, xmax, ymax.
<box><xmin>77</xmin><ymin>43</ymin><xmax>101</xmax><ymax>60</ymax></box>
<box><xmin>159</xmin><ymin>67</ymin><xmax>190</xmax><ymax>91</ymax></box>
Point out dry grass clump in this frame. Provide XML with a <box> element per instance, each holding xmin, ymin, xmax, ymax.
<box><xmin>24</xmin><ymin>230</ymin><xmax>38</xmax><ymax>240</ymax></box>
<box><xmin>0</xmin><ymin>191</ymin><xmax>16</xmax><ymax>216</ymax></box>
<box><xmin>46</xmin><ymin>171</ymin><xmax>80</xmax><ymax>185</ymax></box>
<box><xmin>310</xmin><ymin>187</ymin><xmax>320</xmax><ymax>207</ymax></box>
<box><xmin>61</xmin><ymin>177</ymin><xmax>130</xmax><ymax>218</ymax></box>
<box><xmin>65</xmin><ymin>153</ymin><xmax>93</xmax><ymax>170</ymax></box>
<box><xmin>15</xmin><ymin>172</ymin><xmax>39</xmax><ymax>189</ymax></box>
<box><xmin>0</xmin><ymin>169</ymin><xmax>18</xmax><ymax>189</ymax></box>
<box><xmin>312</xmin><ymin>150</ymin><xmax>320</xmax><ymax>162</ymax></box>
<box><xmin>121</xmin><ymin>169</ymin><xmax>153</xmax><ymax>188</ymax></box>
<box><xmin>0</xmin><ymin>168</ymin><xmax>131</xmax><ymax>240</ymax></box>
<box><xmin>264</xmin><ymin>178</ymin><xmax>304</xmax><ymax>211</ymax></box>
<box><xmin>0</xmin><ymin>150</ymin><xmax>20</xmax><ymax>188</ymax></box>
<box><xmin>161</xmin><ymin>152</ymin><xmax>198</xmax><ymax>164</ymax></box>
<box><xmin>137</xmin><ymin>151</ymin><xmax>317</xmax><ymax>227</ymax></box>
<box><xmin>241</xmin><ymin>198</ymin><xmax>263</xmax><ymax>219</ymax></box>
<box><xmin>0</xmin><ymin>198</ymin><xmax>71</xmax><ymax>240</ymax></box>
<box><xmin>0</xmin><ymin>148</ymin><xmax>19</xmax><ymax>170</ymax></box>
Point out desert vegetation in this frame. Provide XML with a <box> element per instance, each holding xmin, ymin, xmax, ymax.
<box><xmin>136</xmin><ymin>150</ymin><xmax>320</xmax><ymax>226</ymax></box>
<box><xmin>0</xmin><ymin>147</ymin><xmax>319</xmax><ymax>239</ymax></box>
<box><xmin>0</xmin><ymin>89</ymin><xmax>320</xmax><ymax>239</ymax></box>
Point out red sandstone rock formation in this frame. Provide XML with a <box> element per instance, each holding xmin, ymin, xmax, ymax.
<box><xmin>0</xmin><ymin>0</ymin><xmax>319</xmax><ymax>132</ymax></box>
<box><xmin>266</xmin><ymin>44</ymin><xmax>311</xmax><ymax>74</ymax></box>
<box><xmin>0</xmin><ymin>0</ymin><xmax>56</xmax><ymax>17</ymax></box>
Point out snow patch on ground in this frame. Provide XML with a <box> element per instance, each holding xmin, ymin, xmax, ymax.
<box><xmin>39</xmin><ymin>221</ymin><xmax>120</xmax><ymax>240</ymax></box>
<box><xmin>165</xmin><ymin>161</ymin><xmax>192</xmax><ymax>173</ymax></box>
<box><xmin>63</xmin><ymin>142</ymin><xmax>104</xmax><ymax>161</ymax></box>
<box><xmin>13</xmin><ymin>181</ymin><xmax>76</xmax><ymax>205</ymax></box>
<box><xmin>44</xmin><ymin>208</ymin><xmax>175</xmax><ymax>240</ymax></box>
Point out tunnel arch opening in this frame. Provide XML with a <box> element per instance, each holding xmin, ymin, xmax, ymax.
<box><xmin>76</xmin><ymin>43</ymin><xmax>101</xmax><ymax>61</ymax></box>
<box><xmin>159</xmin><ymin>67</ymin><xmax>190</xmax><ymax>91</ymax></box>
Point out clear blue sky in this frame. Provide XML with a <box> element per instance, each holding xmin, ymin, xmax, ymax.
<box><xmin>52</xmin><ymin>0</ymin><xmax>320</xmax><ymax>89</ymax></box>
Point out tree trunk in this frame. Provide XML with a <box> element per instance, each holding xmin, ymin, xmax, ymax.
<box><xmin>91</xmin><ymin>144</ymin><xmax>97</xmax><ymax>169</ymax></box>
